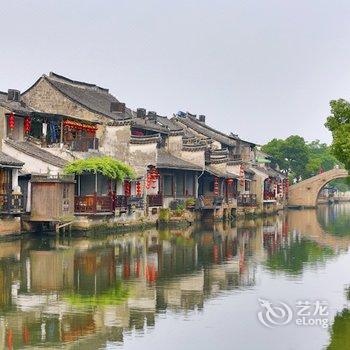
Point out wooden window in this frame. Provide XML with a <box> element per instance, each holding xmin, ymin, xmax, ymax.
<box><xmin>175</xmin><ymin>173</ymin><xmax>185</xmax><ymax>197</ymax></box>
<box><xmin>185</xmin><ymin>172</ymin><xmax>195</xmax><ymax>196</ymax></box>
<box><xmin>163</xmin><ymin>175</ymin><xmax>173</xmax><ymax>196</ymax></box>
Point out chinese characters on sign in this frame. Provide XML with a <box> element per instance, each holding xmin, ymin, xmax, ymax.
<box><xmin>257</xmin><ymin>298</ymin><xmax>329</xmax><ymax>328</ymax></box>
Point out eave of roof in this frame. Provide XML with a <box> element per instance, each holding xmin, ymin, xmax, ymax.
<box><xmin>205</xmin><ymin>165</ymin><xmax>238</xmax><ymax>179</ymax></box>
<box><xmin>0</xmin><ymin>152</ymin><xmax>24</xmax><ymax>168</ymax></box>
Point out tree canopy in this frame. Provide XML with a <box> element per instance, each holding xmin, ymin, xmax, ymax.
<box><xmin>261</xmin><ymin>136</ymin><xmax>338</xmax><ymax>181</ymax></box>
<box><xmin>64</xmin><ymin>156</ymin><xmax>135</xmax><ymax>180</ymax></box>
<box><xmin>325</xmin><ymin>98</ymin><xmax>350</xmax><ymax>170</ymax></box>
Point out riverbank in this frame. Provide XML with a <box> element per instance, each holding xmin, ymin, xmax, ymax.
<box><xmin>0</xmin><ymin>203</ymin><xmax>286</xmax><ymax>239</ymax></box>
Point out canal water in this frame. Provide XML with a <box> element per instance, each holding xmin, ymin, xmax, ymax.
<box><xmin>1</xmin><ymin>205</ymin><xmax>350</xmax><ymax>349</ymax></box>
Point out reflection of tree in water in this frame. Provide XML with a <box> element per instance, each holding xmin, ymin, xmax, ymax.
<box><xmin>264</xmin><ymin>236</ymin><xmax>334</xmax><ymax>275</ymax></box>
<box><xmin>317</xmin><ymin>204</ymin><xmax>350</xmax><ymax>236</ymax></box>
<box><xmin>327</xmin><ymin>286</ymin><xmax>350</xmax><ymax>349</ymax></box>
<box><xmin>328</xmin><ymin>309</ymin><xmax>350</xmax><ymax>349</ymax></box>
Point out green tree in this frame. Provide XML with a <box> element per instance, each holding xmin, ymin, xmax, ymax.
<box><xmin>305</xmin><ymin>140</ymin><xmax>338</xmax><ymax>177</ymax></box>
<box><xmin>325</xmin><ymin>98</ymin><xmax>350</xmax><ymax>170</ymax></box>
<box><xmin>262</xmin><ymin>135</ymin><xmax>309</xmax><ymax>180</ymax></box>
<box><xmin>262</xmin><ymin>136</ymin><xmax>339</xmax><ymax>181</ymax></box>
<box><xmin>261</xmin><ymin>138</ymin><xmax>288</xmax><ymax>171</ymax></box>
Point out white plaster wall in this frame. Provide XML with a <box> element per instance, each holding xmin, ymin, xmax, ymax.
<box><xmin>227</xmin><ymin>164</ymin><xmax>241</xmax><ymax>176</ymax></box>
<box><xmin>166</xmin><ymin>135</ymin><xmax>183</xmax><ymax>153</ymax></box>
<box><xmin>99</xmin><ymin>125</ymin><xmax>130</xmax><ymax>162</ymax></box>
<box><xmin>129</xmin><ymin>143</ymin><xmax>157</xmax><ymax>178</ymax></box>
<box><xmin>181</xmin><ymin>150</ymin><xmax>205</xmax><ymax>168</ymax></box>
<box><xmin>211</xmin><ymin>141</ymin><xmax>222</xmax><ymax>150</ymax></box>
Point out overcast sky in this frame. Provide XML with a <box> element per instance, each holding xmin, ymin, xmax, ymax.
<box><xmin>1</xmin><ymin>0</ymin><xmax>350</xmax><ymax>144</ymax></box>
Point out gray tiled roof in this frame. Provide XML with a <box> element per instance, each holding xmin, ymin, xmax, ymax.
<box><xmin>157</xmin><ymin>150</ymin><xmax>202</xmax><ymax>171</ymax></box>
<box><xmin>131</xmin><ymin>114</ymin><xmax>184</xmax><ymax>135</ymax></box>
<box><xmin>173</xmin><ymin>115</ymin><xmax>238</xmax><ymax>146</ymax></box>
<box><xmin>132</xmin><ymin>117</ymin><xmax>169</xmax><ymax>134</ymax></box>
<box><xmin>41</xmin><ymin>72</ymin><xmax>132</xmax><ymax>120</ymax></box>
<box><xmin>156</xmin><ymin>115</ymin><xmax>183</xmax><ymax>132</ymax></box>
<box><xmin>0</xmin><ymin>91</ymin><xmax>33</xmax><ymax>115</ymax></box>
<box><xmin>5</xmin><ymin>139</ymin><xmax>67</xmax><ymax>168</ymax></box>
<box><xmin>0</xmin><ymin>152</ymin><xmax>24</xmax><ymax>168</ymax></box>
<box><xmin>251</xmin><ymin>165</ymin><xmax>285</xmax><ymax>178</ymax></box>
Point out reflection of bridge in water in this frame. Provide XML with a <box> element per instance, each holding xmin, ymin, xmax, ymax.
<box><xmin>287</xmin><ymin>205</ymin><xmax>350</xmax><ymax>252</ymax></box>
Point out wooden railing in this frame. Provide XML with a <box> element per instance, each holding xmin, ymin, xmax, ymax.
<box><xmin>115</xmin><ymin>195</ymin><xmax>128</xmax><ymax>210</ymax></box>
<box><xmin>237</xmin><ymin>194</ymin><xmax>257</xmax><ymax>206</ymax></box>
<box><xmin>127</xmin><ymin>196</ymin><xmax>144</xmax><ymax>209</ymax></box>
<box><xmin>0</xmin><ymin>193</ymin><xmax>23</xmax><ymax>214</ymax></box>
<box><xmin>75</xmin><ymin>194</ymin><xmax>144</xmax><ymax>213</ymax></box>
<box><xmin>147</xmin><ymin>194</ymin><xmax>163</xmax><ymax>207</ymax></box>
<box><xmin>75</xmin><ymin>194</ymin><xmax>113</xmax><ymax>213</ymax></box>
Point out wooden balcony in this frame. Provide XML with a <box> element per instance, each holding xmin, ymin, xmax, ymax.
<box><xmin>237</xmin><ymin>194</ymin><xmax>257</xmax><ymax>207</ymax></box>
<box><xmin>197</xmin><ymin>195</ymin><xmax>224</xmax><ymax>209</ymax></box>
<box><xmin>147</xmin><ymin>194</ymin><xmax>163</xmax><ymax>207</ymax></box>
<box><xmin>264</xmin><ymin>191</ymin><xmax>276</xmax><ymax>201</ymax></box>
<box><xmin>75</xmin><ymin>194</ymin><xmax>113</xmax><ymax>214</ymax></box>
<box><xmin>127</xmin><ymin>196</ymin><xmax>144</xmax><ymax>209</ymax></box>
<box><xmin>0</xmin><ymin>193</ymin><xmax>23</xmax><ymax>215</ymax></box>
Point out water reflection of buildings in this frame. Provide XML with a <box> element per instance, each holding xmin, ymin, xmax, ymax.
<box><xmin>0</xmin><ymin>215</ymin><xmax>298</xmax><ymax>349</ymax></box>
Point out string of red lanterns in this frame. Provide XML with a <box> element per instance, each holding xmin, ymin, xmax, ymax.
<box><xmin>214</xmin><ymin>176</ymin><xmax>219</xmax><ymax>196</ymax></box>
<box><xmin>239</xmin><ymin>164</ymin><xmax>245</xmax><ymax>187</ymax></box>
<box><xmin>24</xmin><ymin>116</ymin><xmax>31</xmax><ymax>133</ymax></box>
<box><xmin>136</xmin><ymin>181</ymin><xmax>141</xmax><ymax>196</ymax></box>
<box><xmin>63</xmin><ymin>119</ymin><xmax>97</xmax><ymax>134</ymax></box>
<box><xmin>124</xmin><ymin>180</ymin><xmax>131</xmax><ymax>197</ymax></box>
<box><xmin>146</xmin><ymin>167</ymin><xmax>159</xmax><ymax>190</ymax></box>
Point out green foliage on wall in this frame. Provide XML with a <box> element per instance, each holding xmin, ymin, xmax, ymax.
<box><xmin>64</xmin><ymin>156</ymin><xmax>135</xmax><ymax>180</ymax></box>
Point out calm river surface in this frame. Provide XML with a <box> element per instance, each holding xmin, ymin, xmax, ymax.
<box><xmin>2</xmin><ymin>204</ymin><xmax>350</xmax><ymax>349</ymax></box>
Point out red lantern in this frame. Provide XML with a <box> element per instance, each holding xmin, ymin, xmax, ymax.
<box><xmin>8</xmin><ymin>113</ymin><xmax>15</xmax><ymax>130</ymax></box>
<box><xmin>214</xmin><ymin>176</ymin><xmax>219</xmax><ymax>196</ymax></box>
<box><xmin>136</xmin><ymin>181</ymin><xmax>141</xmax><ymax>196</ymax></box>
<box><xmin>226</xmin><ymin>178</ymin><xmax>234</xmax><ymax>185</ymax></box>
<box><xmin>24</xmin><ymin>116</ymin><xmax>31</xmax><ymax>133</ymax></box>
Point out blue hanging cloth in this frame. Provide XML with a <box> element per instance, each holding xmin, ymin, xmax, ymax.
<box><xmin>50</xmin><ymin>122</ymin><xmax>58</xmax><ymax>143</ymax></box>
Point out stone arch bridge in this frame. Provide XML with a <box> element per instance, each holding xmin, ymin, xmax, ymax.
<box><xmin>288</xmin><ymin>168</ymin><xmax>349</xmax><ymax>208</ymax></box>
